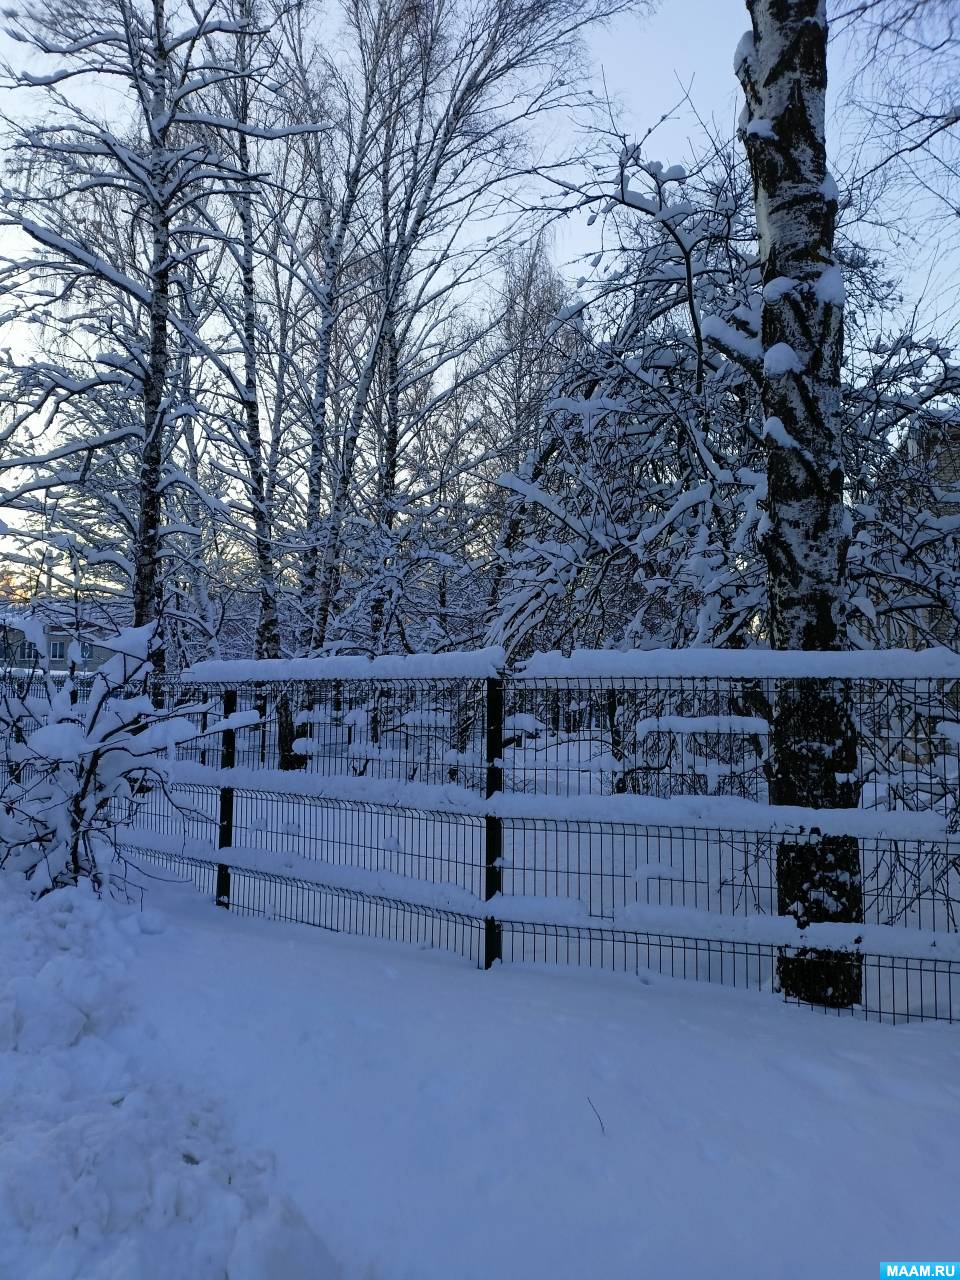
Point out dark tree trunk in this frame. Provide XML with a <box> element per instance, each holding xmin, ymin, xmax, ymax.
<box><xmin>237</xmin><ymin>117</ymin><xmax>281</xmax><ymax>663</ymax></box>
<box><xmin>737</xmin><ymin>0</ymin><xmax>863</xmax><ymax>1006</ymax></box>
<box><xmin>369</xmin><ymin>323</ymin><xmax>400</xmax><ymax>649</ymax></box>
<box><xmin>133</xmin><ymin>2</ymin><xmax>172</xmax><ymax>676</ymax></box>
<box><xmin>299</xmin><ymin>268</ymin><xmax>336</xmax><ymax>652</ymax></box>
<box><xmin>132</xmin><ymin>188</ymin><xmax>170</xmax><ymax>677</ymax></box>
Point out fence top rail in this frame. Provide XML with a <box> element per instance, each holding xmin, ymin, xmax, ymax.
<box><xmin>514</xmin><ymin>647</ymin><xmax>960</xmax><ymax>681</ymax></box>
<box><xmin>179</xmin><ymin>648</ymin><xmax>505</xmax><ymax>685</ymax></box>
<box><xmin>175</xmin><ymin>645</ymin><xmax>960</xmax><ymax>686</ymax></box>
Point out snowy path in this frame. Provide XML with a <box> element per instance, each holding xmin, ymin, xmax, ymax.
<box><xmin>125</xmin><ymin>886</ymin><xmax>960</xmax><ymax>1280</ymax></box>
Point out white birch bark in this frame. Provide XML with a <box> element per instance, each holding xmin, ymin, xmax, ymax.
<box><xmin>737</xmin><ymin>0</ymin><xmax>863</xmax><ymax>1006</ymax></box>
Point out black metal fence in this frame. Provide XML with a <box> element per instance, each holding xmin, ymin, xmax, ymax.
<box><xmin>4</xmin><ymin>666</ymin><xmax>960</xmax><ymax>1023</ymax></box>
<box><xmin>116</xmin><ymin>782</ymin><xmax>960</xmax><ymax>933</ymax></box>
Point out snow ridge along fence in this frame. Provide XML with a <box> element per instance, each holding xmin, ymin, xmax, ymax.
<box><xmin>9</xmin><ymin>649</ymin><xmax>960</xmax><ymax>1023</ymax></box>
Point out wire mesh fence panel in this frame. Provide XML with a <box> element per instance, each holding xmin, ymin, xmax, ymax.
<box><xmin>125</xmin><ymin>846</ymin><xmax>485</xmax><ymax>967</ymax></box>
<box><xmin>497</xmin><ymin>923</ymin><xmax>783</xmax><ymax>990</ymax></box>
<box><xmin>227</xmin><ymin>793</ymin><xmax>486</xmax><ymax>895</ymax></box>
<box><xmin>0</xmin><ymin>671</ymin><xmax>97</xmax><ymax>702</ymax></box>
<box><xmin>496</xmin><ymin>921</ymin><xmax>960</xmax><ymax>1024</ymax></box>
<box><xmin>501</xmin><ymin>677</ymin><xmax>772</xmax><ymax>799</ymax></box>
<box><xmin>500</xmin><ymin>675</ymin><xmax>960</xmax><ymax>816</ymax></box>
<box><xmin>120</xmin><ymin>846</ymin><xmax>219</xmax><ymax>898</ymax></box>
<box><xmin>5</xmin><ymin>668</ymin><xmax>959</xmax><ymax>816</ymax></box>
<box><xmin>860</xmin><ymin>837</ymin><xmax>960</xmax><ymax>932</ymax></box>
<box><xmin>161</xmin><ymin>677</ymin><xmax>490</xmax><ymax>784</ymax></box>
<box><xmin>497</xmin><ymin>822</ymin><xmax>776</xmax><ymax>919</ymax></box>
<box><xmin>115</xmin><ymin>785</ymin><xmax>487</xmax><ymax>894</ymax></box>
<box><xmin>112</xmin><ymin>782</ymin><xmax>960</xmax><ymax>933</ymax></box>
<box><xmin>498</xmin><ymin>819</ymin><xmax>960</xmax><ymax>928</ymax></box>
<box><xmin>113</xmin><ymin>784</ymin><xmax>220</xmax><ymax>856</ymax></box>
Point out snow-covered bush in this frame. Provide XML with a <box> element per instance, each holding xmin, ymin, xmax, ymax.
<box><xmin>0</xmin><ymin>623</ymin><xmax>199</xmax><ymax>894</ymax></box>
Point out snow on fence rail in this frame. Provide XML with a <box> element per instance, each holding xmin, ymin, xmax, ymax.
<box><xmin>179</xmin><ymin>645</ymin><xmax>960</xmax><ymax>681</ymax></box>
<box><xmin>4</xmin><ymin>652</ymin><xmax>960</xmax><ymax>1023</ymax></box>
<box><xmin>116</xmin><ymin>781</ymin><xmax>960</xmax><ymax>936</ymax></box>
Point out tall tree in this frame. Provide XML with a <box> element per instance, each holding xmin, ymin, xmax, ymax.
<box><xmin>737</xmin><ymin>0</ymin><xmax>862</xmax><ymax>1005</ymax></box>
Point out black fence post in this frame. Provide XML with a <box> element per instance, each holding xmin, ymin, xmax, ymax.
<box><xmin>216</xmin><ymin>688</ymin><xmax>237</xmax><ymax>908</ymax></box>
<box><xmin>484</xmin><ymin>675</ymin><xmax>504</xmax><ymax>968</ymax></box>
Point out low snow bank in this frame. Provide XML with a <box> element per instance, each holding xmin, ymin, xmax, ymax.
<box><xmin>0</xmin><ymin>875</ymin><xmax>337</xmax><ymax>1280</ymax></box>
<box><xmin>182</xmin><ymin>646</ymin><xmax>506</xmax><ymax>684</ymax></box>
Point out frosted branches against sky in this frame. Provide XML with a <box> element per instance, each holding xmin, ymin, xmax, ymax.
<box><xmin>0</xmin><ymin>0</ymin><xmax>951</xmax><ymax>316</ymax></box>
<box><xmin>0</xmin><ymin>2</ymin><xmax>949</xmax><ymax>284</ymax></box>
<box><xmin>562</xmin><ymin>0</ymin><xmax>958</xmax><ymax>318</ymax></box>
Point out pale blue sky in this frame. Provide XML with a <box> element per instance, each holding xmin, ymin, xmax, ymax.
<box><xmin>0</xmin><ymin>1</ymin><xmax>949</xmax><ymax>324</ymax></box>
<box><xmin>591</xmin><ymin>0</ymin><xmax>746</xmax><ymax>159</ymax></box>
<box><xmin>547</xmin><ymin>0</ymin><xmax>748</xmax><ymax>266</ymax></box>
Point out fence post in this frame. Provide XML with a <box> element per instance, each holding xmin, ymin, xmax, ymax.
<box><xmin>216</xmin><ymin>688</ymin><xmax>237</xmax><ymax>908</ymax></box>
<box><xmin>484</xmin><ymin>675</ymin><xmax>504</xmax><ymax>968</ymax></box>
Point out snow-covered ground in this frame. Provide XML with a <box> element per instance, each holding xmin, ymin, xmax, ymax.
<box><xmin>3</xmin><ymin>874</ymin><xmax>959</xmax><ymax>1279</ymax></box>
<box><xmin>0</xmin><ymin>877</ymin><xmax>336</xmax><ymax>1280</ymax></box>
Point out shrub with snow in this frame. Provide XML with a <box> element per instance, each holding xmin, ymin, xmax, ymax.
<box><xmin>1</xmin><ymin>624</ymin><xmax>206</xmax><ymax>894</ymax></box>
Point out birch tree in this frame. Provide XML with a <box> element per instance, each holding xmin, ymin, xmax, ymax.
<box><xmin>737</xmin><ymin>0</ymin><xmax>862</xmax><ymax>1005</ymax></box>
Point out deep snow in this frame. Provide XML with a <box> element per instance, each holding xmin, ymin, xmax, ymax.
<box><xmin>3</xmin><ymin>874</ymin><xmax>959</xmax><ymax>1279</ymax></box>
<box><xmin>0</xmin><ymin>877</ymin><xmax>336</xmax><ymax>1280</ymax></box>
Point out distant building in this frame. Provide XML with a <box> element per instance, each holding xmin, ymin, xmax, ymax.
<box><xmin>0</xmin><ymin>590</ymin><xmax>276</xmax><ymax>672</ymax></box>
<box><xmin>0</xmin><ymin>600</ymin><xmax>127</xmax><ymax>673</ymax></box>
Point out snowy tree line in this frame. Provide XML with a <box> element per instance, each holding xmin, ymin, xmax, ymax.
<box><xmin>0</xmin><ymin>0</ymin><xmax>957</xmax><ymax>667</ymax></box>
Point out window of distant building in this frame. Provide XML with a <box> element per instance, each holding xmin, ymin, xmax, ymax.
<box><xmin>50</xmin><ymin>639</ymin><xmax>66</xmax><ymax>661</ymax></box>
<box><xmin>17</xmin><ymin>640</ymin><xmax>39</xmax><ymax>664</ymax></box>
